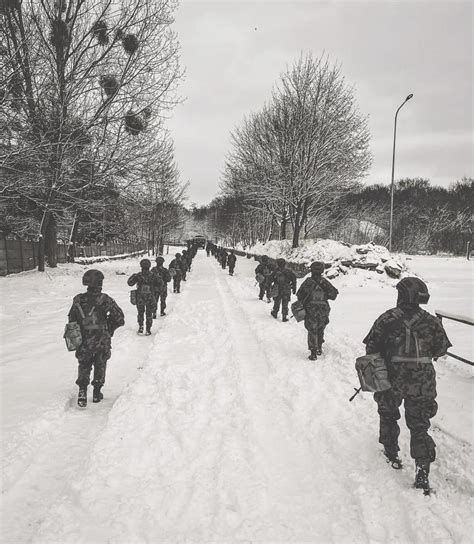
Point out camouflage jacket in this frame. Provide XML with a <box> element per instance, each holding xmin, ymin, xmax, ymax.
<box><xmin>169</xmin><ymin>259</ymin><xmax>183</xmax><ymax>279</ymax></box>
<box><xmin>255</xmin><ymin>262</ymin><xmax>274</xmax><ymax>279</ymax></box>
<box><xmin>297</xmin><ymin>276</ymin><xmax>338</xmax><ymax>309</ymax></box>
<box><xmin>228</xmin><ymin>254</ymin><xmax>237</xmax><ymax>266</ymax></box>
<box><xmin>151</xmin><ymin>266</ymin><xmax>171</xmax><ymax>294</ymax></box>
<box><xmin>127</xmin><ymin>271</ymin><xmax>161</xmax><ymax>304</ymax></box>
<box><xmin>363</xmin><ymin>305</ymin><xmax>451</xmax><ymax>364</ymax></box>
<box><xmin>270</xmin><ymin>268</ymin><xmax>297</xmax><ymax>297</ymax></box>
<box><xmin>68</xmin><ymin>289</ymin><xmax>124</xmax><ymax>356</ymax></box>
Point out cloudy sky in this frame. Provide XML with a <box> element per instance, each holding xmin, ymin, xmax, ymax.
<box><xmin>167</xmin><ymin>0</ymin><xmax>473</xmax><ymax>205</ymax></box>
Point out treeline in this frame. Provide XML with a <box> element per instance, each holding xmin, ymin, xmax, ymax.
<box><xmin>0</xmin><ymin>0</ymin><xmax>186</xmax><ymax>270</ymax></box>
<box><xmin>194</xmin><ymin>52</ymin><xmax>470</xmax><ymax>255</ymax></box>
<box><xmin>194</xmin><ymin>177</ymin><xmax>472</xmax><ymax>255</ymax></box>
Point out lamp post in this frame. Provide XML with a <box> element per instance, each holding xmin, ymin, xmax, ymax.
<box><xmin>389</xmin><ymin>93</ymin><xmax>413</xmax><ymax>252</ymax></box>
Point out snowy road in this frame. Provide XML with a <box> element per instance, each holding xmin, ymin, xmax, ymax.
<box><xmin>1</xmin><ymin>251</ymin><xmax>473</xmax><ymax>543</ymax></box>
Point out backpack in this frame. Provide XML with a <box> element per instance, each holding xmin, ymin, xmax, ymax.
<box><xmin>389</xmin><ymin>309</ymin><xmax>433</xmax><ymax>364</ymax></box>
<box><xmin>64</xmin><ymin>322</ymin><xmax>82</xmax><ymax>351</ymax></box>
<box><xmin>355</xmin><ymin>353</ymin><xmax>391</xmax><ymax>392</ymax></box>
<box><xmin>308</xmin><ymin>283</ymin><xmax>326</xmax><ymax>303</ymax></box>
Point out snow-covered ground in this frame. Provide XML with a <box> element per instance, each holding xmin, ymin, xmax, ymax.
<box><xmin>1</xmin><ymin>250</ymin><xmax>472</xmax><ymax>543</ymax></box>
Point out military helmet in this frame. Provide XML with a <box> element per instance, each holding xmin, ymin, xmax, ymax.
<box><xmin>310</xmin><ymin>261</ymin><xmax>325</xmax><ymax>274</ymax></box>
<box><xmin>396</xmin><ymin>277</ymin><xmax>430</xmax><ymax>305</ymax></box>
<box><xmin>276</xmin><ymin>258</ymin><xmax>286</xmax><ymax>268</ymax></box>
<box><xmin>261</xmin><ymin>255</ymin><xmax>269</xmax><ymax>263</ymax></box>
<box><xmin>155</xmin><ymin>256</ymin><xmax>165</xmax><ymax>264</ymax></box>
<box><xmin>175</xmin><ymin>252</ymin><xmax>181</xmax><ymax>258</ymax></box>
<box><xmin>82</xmin><ymin>269</ymin><xmax>104</xmax><ymax>287</ymax></box>
<box><xmin>140</xmin><ymin>258</ymin><xmax>151</xmax><ymax>269</ymax></box>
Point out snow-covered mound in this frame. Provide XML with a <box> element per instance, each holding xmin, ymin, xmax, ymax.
<box><xmin>241</xmin><ymin>239</ymin><xmax>406</xmax><ymax>279</ymax></box>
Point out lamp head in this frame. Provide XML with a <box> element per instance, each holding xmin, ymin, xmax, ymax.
<box><xmin>406</xmin><ymin>93</ymin><xmax>414</xmax><ymax>101</ymax></box>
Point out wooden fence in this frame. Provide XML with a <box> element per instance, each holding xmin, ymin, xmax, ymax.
<box><xmin>0</xmin><ymin>238</ymin><xmax>144</xmax><ymax>276</ymax></box>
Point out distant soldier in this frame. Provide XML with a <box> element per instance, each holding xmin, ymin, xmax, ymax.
<box><xmin>296</xmin><ymin>261</ymin><xmax>338</xmax><ymax>360</ymax></box>
<box><xmin>363</xmin><ymin>277</ymin><xmax>451</xmax><ymax>494</ymax></box>
<box><xmin>221</xmin><ymin>249</ymin><xmax>228</xmax><ymax>270</ymax></box>
<box><xmin>227</xmin><ymin>250</ymin><xmax>237</xmax><ymax>275</ymax></box>
<box><xmin>127</xmin><ymin>258</ymin><xmax>162</xmax><ymax>335</ymax></box>
<box><xmin>255</xmin><ymin>255</ymin><xmax>274</xmax><ymax>302</ymax></box>
<box><xmin>269</xmin><ymin>258</ymin><xmax>297</xmax><ymax>322</ymax></box>
<box><xmin>152</xmin><ymin>256</ymin><xmax>171</xmax><ymax>317</ymax></box>
<box><xmin>169</xmin><ymin>253</ymin><xmax>183</xmax><ymax>293</ymax></box>
<box><xmin>67</xmin><ymin>270</ymin><xmax>124</xmax><ymax>407</ymax></box>
<box><xmin>206</xmin><ymin>241</ymin><xmax>211</xmax><ymax>257</ymax></box>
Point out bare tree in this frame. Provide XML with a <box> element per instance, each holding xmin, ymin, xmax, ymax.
<box><xmin>1</xmin><ymin>0</ymin><xmax>181</xmax><ymax>269</ymax></box>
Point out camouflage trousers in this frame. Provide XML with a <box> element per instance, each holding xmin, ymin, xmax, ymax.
<box><xmin>273</xmin><ymin>294</ymin><xmax>290</xmax><ymax>317</ymax></box>
<box><xmin>228</xmin><ymin>263</ymin><xmax>235</xmax><ymax>275</ymax></box>
<box><xmin>137</xmin><ymin>302</ymin><xmax>154</xmax><ymax>330</ymax></box>
<box><xmin>374</xmin><ymin>363</ymin><xmax>438</xmax><ymax>464</ymax></box>
<box><xmin>155</xmin><ymin>291</ymin><xmax>167</xmax><ymax>314</ymax></box>
<box><xmin>76</xmin><ymin>350</ymin><xmax>108</xmax><ymax>388</ymax></box>
<box><xmin>304</xmin><ymin>306</ymin><xmax>330</xmax><ymax>350</ymax></box>
<box><xmin>259</xmin><ymin>281</ymin><xmax>271</xmax><ymax>301</ymax></box>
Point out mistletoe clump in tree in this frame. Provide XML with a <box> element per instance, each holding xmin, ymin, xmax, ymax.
<box><xmin>1</xmin><ymin>0</ymin><xmax>182</xmax><ymax>270</ymax></box>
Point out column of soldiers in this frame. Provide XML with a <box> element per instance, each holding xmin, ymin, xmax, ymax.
<box><xmin>66</xmin><ymin>247</ymin><xmax>451</xmax><ymax>494</ymax></box>
<box><xmin>208</xmin><ymin>242</ymin><xmax>238</xmax><ymax>276</ymax></box>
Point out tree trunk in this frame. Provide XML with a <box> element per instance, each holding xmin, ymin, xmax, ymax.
<box><xmin>280</xmin><ymin>212</ymin><xmax>287</xmax><ymax>239</ymax></box>
<box><xmin>45</xmin><ymin>214</ymin><xmax>58</xmax><ymax>267</ymax></box>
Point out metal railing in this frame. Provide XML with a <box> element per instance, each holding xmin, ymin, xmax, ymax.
<box><xmin>435</xmin><ymin>310</ymin><xmax>473</xmax><ymax>366</ymax></box>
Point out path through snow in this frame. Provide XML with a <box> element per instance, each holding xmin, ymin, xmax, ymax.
<box><xmin>1</xmin><ymin>251</ymin><xmax>472</xmax><ymax>543</ymax></box>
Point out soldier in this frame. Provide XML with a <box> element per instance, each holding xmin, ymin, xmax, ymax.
<box><xmin>206</xmin><ymin>241</ymin><xmax>211</xmax><ymax>257</ymax></box>
<box><xmin>296</xmin><ymin>261</ymin><xmax>338</xmax><ymax>360</ymax></box>
<box><xmin>180</xmin><ymin>250</ymin><xmax>188</xmax><ymax>280</ymax></box>
<box><xmin>169</xmin><ymin>253</ymin><xmax>183</xmax><ymax>293</ymax></box>
<box><xmin>363</xmin><ymin>277</ymin><xmax>451</xmax><ymax>494</ymax></box>
<box><xmin>127</xmin><ymin>258</ymin><xmax>162</xmax><ymax>335</ymax></box>
<box><xmin>151</xmin><ymin>256</ymin><xmax>171</xmax><ymax>317</ymax></box>
<box><xmin>255</xmin><ymin>255</ymin><xmax>274</xmax><ymax>302</ymax></box>
<box><xmin>227</xmin><ymin>250</ymin><xmax>237</xmax><ymax>276</ymax></box>
<box><xmin>68</xmin><ymin>269</ymin><xmax>124</xmax><ymax>407</ymax></box>
<box><xmin>269</xmin><ymin>258</ymin><xmax>297</xmax><ymax>322</ymax></box>
<box><xmin>220</xmin><ymin>249</ymin><xmax>227</xmax><ymax>269</ymax></box>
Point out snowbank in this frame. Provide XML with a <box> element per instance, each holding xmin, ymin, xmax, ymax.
<box><xmin>74</xmin><ymin>250</ymin><xmax>147</xmax><ymax>265</ymax></box>
<box><xmin>240</xmin><ymin>239</ymin><xmax>406</xmax><ymax>279</ymax></box>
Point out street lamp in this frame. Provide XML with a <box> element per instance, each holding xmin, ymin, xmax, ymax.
<box><xmin>389</xmin><ymin>93</ymin><xmax>413</xmax><ymax>252</ymax></box>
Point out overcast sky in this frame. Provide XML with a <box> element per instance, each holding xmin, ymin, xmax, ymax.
<box><xmin>167</xmin><ymin>0</ymin><xmax>473</xmax><ymax>205</ymax></box>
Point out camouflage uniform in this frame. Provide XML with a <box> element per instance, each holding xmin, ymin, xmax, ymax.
<box><xmin>363</xmin><ymin>305</ymin><xmax>451</xmax><ymax>465</ymax></box>
<box><xmin>297</xmin><ymin>276</ymin><xmax>338</xmax><ymax>352</ymax></box>
<box><xmin>169</xmin><ymin>256</ymin><xmax>183</xmax><ymax>293</ymax></box>
<box><xmin>152</xmin><ymin>263</ymin><xmax>171</xmax><ymax>316</ymax></box>
<box><xmin>127</xmin><ymin>270</ymin><xmax>161</xmax><ymax>332</ymax></box>
<box><xmin>227</xmin><ymin>252</ymin><xmax>237</xmax><ymax>275</ymax></box>
<box><xmin>255</xmin><ymin>260</ymin><xmax>274</xmax><ymax>301</ymax></box>
<box><xmin>270</xmin><ymin>265</ymin><xmax>297</xmax><ymax>320</ymax></box>
<box><xmin>68</xmin><ymin>288</ymin><xmax>124</xmax><ymax>388</ymax></box>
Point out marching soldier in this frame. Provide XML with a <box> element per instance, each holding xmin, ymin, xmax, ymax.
<box><xmin>296</xmin><ymin>261</ymin><xmax>338</xmax><ymax>360</ymax></box>
<box><xmin>227</xmin><ymin>250</ymin><xmax>237</xmax><ymax>275</ymax></box>
<box><xmin>67</xmin><ymin>270</ymin><xmax>124</xmax><ymax>407</ymax></box>
<box><xmin>363</xmin><ymin>277</ymin><xmax>451</xmax><ymax>494</ymax></box>
<box><xmin>269</xmin><ymin>258</ymin><xmax>296</xmax><ymax>322</ymax></box>
<box><xmin>255</xmin><ymin>255</ymin><xmax>274</xmax><ymax>302</ymax></box>
<box><xmin>169</xmin><ymin>253</ymin><xmax>183</xmax><ymax>293</ymax></box>
<box><xmin>152</xmin><ymin>256</ymin><xmax>171</xmax><ymax>317</ymax></box>
<box><xmin>127</xmin><ymin>259</ymin><xmax>162</xmax><ymax>335</ymax></box>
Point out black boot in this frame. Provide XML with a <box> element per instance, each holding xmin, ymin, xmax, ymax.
<box><xmin>152</xmin><ymin>312</ymin><xmax>157</xmax><ymax>319</ymax></box>
<box><xmin>271</xmin><ymin>310</ymin><xmax>278</xmax><ymax>319</ymax></box>
<box><xmin>92</xmin><ymin>385</ymin><xmax>103</xmax><ymax>403</ymax></box>
<box><xmin>316</xmin><ymin>347</ymin><xmax>322</xmax><ymax>356</ymax></box>
<box><xmin>414</xmin><ymin>463</ymin><xmax>431</xmax><ymax>495</ymax></box>
<box><xmin>383</xmin><ymin>449</ymin><xmax>403</xmax><ymax>469</ymax></box>
<box><xmin>77</xmin><ymin>386</ymin><xmax>87</xmax><ymax>408</ymax></box>
<box><xmin>308</xmin><ymin>350</ymin><xmax>318</xmax><ymax>361</ymax></box>
<box><xmin>145</xmin><ymin>328</ymin><xmax>151</xmax><ymax>336</ymax></box>
<box><xmin>282</xmin><ymin>315</ymin><xmax>289</xmax><ymax>322</ymax></box>
<box><xmin>138</xmin><ymin>325</ymin><xmax>144</xmax><ymax>334</ymax></box>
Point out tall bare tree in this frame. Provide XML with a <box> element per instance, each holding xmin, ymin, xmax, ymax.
<box><xmin>1</xmin><ymin>0</ymin><xmax>181</xmax><ymax>269</ymax></box>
